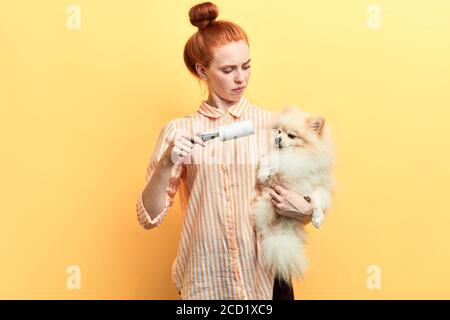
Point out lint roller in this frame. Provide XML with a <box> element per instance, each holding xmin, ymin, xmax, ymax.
<box><xmin>195</xmin><ymin>120</ymin><xmax>255</xmax><ymax>142</ymax></box>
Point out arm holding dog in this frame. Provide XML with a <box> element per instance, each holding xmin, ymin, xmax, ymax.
<box><xmin>270</xmin><ymin>184</ymin><xmax>313</xmax><ymax>224</ymax></box>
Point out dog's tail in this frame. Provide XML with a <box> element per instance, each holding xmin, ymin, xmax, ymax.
<box><xmin>253</xmin><ymin>193</ymin><xmax>308</xmax><ymax>282</ymax></box>
<box><xmin>261</xmin><ymin>225</ymin><xmax>308</xmax><ymax>283</ymax></box>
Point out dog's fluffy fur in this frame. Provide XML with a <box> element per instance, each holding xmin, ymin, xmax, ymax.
<box><xmin>252</xmin><ymin>105</ymin><xmax>335</xmax><ymax>284</ymax></box>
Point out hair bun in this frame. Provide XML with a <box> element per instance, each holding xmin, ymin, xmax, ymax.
<box><xmin>189</xmin><ymin>2</ymin><xmax>219</xmax><ymax>29</ymax></box>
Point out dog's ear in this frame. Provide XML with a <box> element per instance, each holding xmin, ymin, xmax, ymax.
<box><xmin>309</xmin><ymin>116</ymin><xmax>325</xmax><ymax>135</ymax></box>
<box><xmin>269</xmin><ymin>111</ymin><xmax>282</xmax><ymax>129</ymax></box>
<box><xmin>282</xmin><ymin>105</ymin><xmax>298</xmax><ymax>113</ymax></box>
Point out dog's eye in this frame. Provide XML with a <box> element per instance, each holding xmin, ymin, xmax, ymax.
<box><xmin>288</xmin><ymin>133</ymin><xmax>297</xmax><ymax>139</ymax></box>
<box><xmin>278</xmin><ymin>129</ymin><xmax>282</xmax><ymax>134</ymax></box>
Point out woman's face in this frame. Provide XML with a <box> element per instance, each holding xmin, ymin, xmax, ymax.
<box><xmin>196</xmin><ymin>40</ymin><xmax>251</xmax><ymax>103</ymax></box>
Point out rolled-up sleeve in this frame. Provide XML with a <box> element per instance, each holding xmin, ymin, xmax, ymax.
<box><xmin>136</xmin><ymin>122</ymin><xmax>184</xmax><ymax>230</ymax></box>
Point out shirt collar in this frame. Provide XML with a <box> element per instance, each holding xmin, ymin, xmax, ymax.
<box><xmin>197</xmin><ymin>96</ymin><xmax>249</xmax><ymax>119</ymax></box>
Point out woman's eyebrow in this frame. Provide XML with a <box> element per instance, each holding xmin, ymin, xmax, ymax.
<box><xmin>221</xmin><ymin>59</ymin><xmax>251</xmax><ymax>68</ymax></box>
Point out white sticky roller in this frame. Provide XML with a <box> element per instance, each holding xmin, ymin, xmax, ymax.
<box><xmin>196</xmin><ymin>120</ymin><xmax>255</xmax><ymax>142</ymax></box>
<box><xmin>218</xmin><ymin>120</ymin><xmax>255</xmax><ymax>141</ymax></box>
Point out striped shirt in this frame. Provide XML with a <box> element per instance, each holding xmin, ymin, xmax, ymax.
<box><xmin>136</xmin><ymin>96</ymin><xmax>276</xmax><ymax>299</ymax></box>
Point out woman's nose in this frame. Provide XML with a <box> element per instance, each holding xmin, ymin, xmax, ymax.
<box><xmin>235</xmin><ymin>71</ymin><xmax>244</xmax><ymax>83</ymax></box>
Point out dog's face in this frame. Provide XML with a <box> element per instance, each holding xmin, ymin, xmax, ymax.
<box><xmin>271</xmin><ymin>106</ymin><xmax>326</xmax><ymax>151</ymax></box>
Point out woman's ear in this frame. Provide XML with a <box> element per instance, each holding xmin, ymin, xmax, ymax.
<box><xmin>195</xmin><ymin>63</ymin><xmax>208</xmax><ymax>80</ymax></box>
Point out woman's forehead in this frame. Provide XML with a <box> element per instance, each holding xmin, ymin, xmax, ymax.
<box><xmin>212</xmin><ymin>41</ymin><xmax>249</xmax><ymax>65</ymax></box>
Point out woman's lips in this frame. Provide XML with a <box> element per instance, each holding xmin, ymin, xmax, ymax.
<box><xmin>232</xmin><ymin>87</ymin><xmax>245</xmax><ymax>93</ymax></box>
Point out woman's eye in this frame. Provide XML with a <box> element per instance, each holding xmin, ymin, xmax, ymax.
<box><xmin>288</xmin><ymin>134</ymin><xmax>297</xmax><ymax>139</ymax></box>
<box><xmin>223</xmin><ymin>65</ymin><xmax>250</xmax><ymax>74</ymax></box>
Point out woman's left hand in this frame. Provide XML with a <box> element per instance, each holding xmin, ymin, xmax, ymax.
<box><xmin>270</xmin><ymin>184</ymin><xmax>313</xmax><ymax>224</ymax></box>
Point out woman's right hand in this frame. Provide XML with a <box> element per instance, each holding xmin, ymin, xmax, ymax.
<box><xmin>164</xmin><ymin>131</ymin><xmax>205</xmax><ymax>166</ymax></box>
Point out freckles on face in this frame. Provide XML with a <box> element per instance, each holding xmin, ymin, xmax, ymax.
<box><xmin>206</xmin><ymin>40</ymin><xmax>251</xmax><ymax>98</ymax></box>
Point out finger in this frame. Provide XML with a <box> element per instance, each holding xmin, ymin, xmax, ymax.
<box><xmin>302</xmin><ymin>201</ymin><xmax>313</xmax><ymax>215</ymax></box>
<box><xmin>273</xmin><ymin>207</ymin><xmax>281</xmax><ymax>216</ymax></box>
<box><xmin>272</xmin><ymin>185</ymin><xmax>283</xmax><ymax>195</ymax></box>
<box><xmin>271</xmin><ymin>197</ymin><xmax>281</xmax><ymax>208</ymax></box>
<box><xmin>190</xmin><ymin>132</ymin><xmax>206</xmax><ymax>146</ymax></box>
<box><xmin>270</xmin><ymin>190</ymin><xmax>282</xmax><ymax>203</ymax></box>
<box><xmin>170</xmin><ymin>152</ymin><xmax>185</xmax><ymax>164</ymax></box>
<box><xmin>175</xmin><ymin>144</ymin><xmax>193</xmax><ymax>154</ymax></box>
<box><xmin>173</xmin><ymin>147</ymin><xmax>188</xmax><ymax>158</ymax></box>
<box><xmin>175</xmin><ymin>131</ymin><xmax>190</xmax><ymax>143</ymax></box>
<box><xmin>179</xmin><ymin>138</ymin><xmax>194</xmax><ymax>149</ymax></box>
<box><xmin>273</xmin><ymin>206</ymin><xmax>284</xmax><ymax>216</ymax></box>
<box><xmin>192</xmin><ymin>135</ymin><xmax>206</xmax><ymax>146</ymax></box>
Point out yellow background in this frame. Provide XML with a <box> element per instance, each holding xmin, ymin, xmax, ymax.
<box><xmin>1</xmin><ymin>0</ymin><xmax>449</xmax><ymax>299</ymax></box>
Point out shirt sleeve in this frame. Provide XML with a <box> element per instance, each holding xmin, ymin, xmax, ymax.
<box><xmin>136</xmin><ymin>122</ymin><xmax>184</xmax><ymax>230</ymax></box>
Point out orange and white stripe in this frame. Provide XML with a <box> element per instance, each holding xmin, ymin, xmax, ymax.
<box><xmin>136</xmin><ymin>96</ymin><xmax>277</xmax><ymax>299</ymax></box>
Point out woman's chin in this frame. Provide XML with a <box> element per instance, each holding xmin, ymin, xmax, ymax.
<box><xmin>226</xmin><ymin>95</ymin><xmax>241</xmax><ymax>102</ymax></box>
<box><xmin>229</xmin><ymin>90</ymin><xmax>245</xmax><ymax>99</ymax></box>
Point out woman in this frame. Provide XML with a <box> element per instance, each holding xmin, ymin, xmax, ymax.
<box><xmin>136</xmin><ymin>1</ymin><xmax>313</xmax><ymax>300</ymax></box>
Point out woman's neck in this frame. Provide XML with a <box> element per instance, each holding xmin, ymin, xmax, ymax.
<box><xmin>207</xmin><ymin>93</ymin><xmax>238</xmax><ymax>110</ymax></box>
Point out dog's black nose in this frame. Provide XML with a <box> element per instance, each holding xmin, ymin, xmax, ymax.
<box><xmin>275</xmin><ymin>137</ymin><xmax>282</xmax><ymax>144</ymax></box>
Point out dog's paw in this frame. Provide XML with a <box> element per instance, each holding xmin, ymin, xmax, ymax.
<box><xmin>257</xmin><ymin>168</ymin><xmax>271</xmax><ymax>184</ymax></box>
<box><xmin>311</xmin><ymin>210</ymin><xmax>324</xmax><ymax>229</ymax></box>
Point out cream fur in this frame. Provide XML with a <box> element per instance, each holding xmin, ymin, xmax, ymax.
<box><xmin>252</xmin><ymin>105</ymin><xmax>335</xmax><ymax>283</ymax></box>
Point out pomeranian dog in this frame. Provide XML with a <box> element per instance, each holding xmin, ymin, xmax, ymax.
<box><xmin>252</xmin><ymin>105</ymin><xmax>335</xmax><ymax>284</ymax></box>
